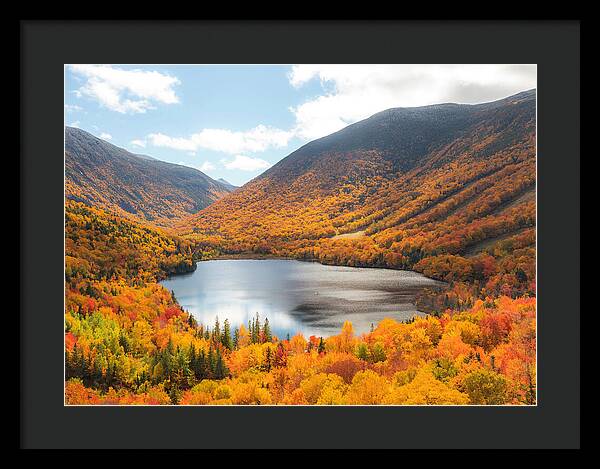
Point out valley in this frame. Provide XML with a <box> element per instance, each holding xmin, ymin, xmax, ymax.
<box><xmin>64</xmin><ymin>90</ymin><xmax>537</xmax><ymax>405</ymax></box>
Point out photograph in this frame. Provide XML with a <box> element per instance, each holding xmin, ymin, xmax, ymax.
<box><xmin>63</xmin><ymin>63</ymin><xmax>537</xmax><ymax>406</ymax></box>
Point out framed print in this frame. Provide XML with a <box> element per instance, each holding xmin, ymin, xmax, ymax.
<box><xmin>20</xmin><ymin>20</ymin><xmax>580</xmax><ymax>450</ymax></box>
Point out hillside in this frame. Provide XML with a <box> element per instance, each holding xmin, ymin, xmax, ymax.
<box><xmin>179</xmin><ymin>90</ymin><xmax>536</xmax><ymax>299</ymax></box>
<box><xmin>65</xmin><ymin>127</ymin><xmax>233</xmax><ymax>225</ymax></box>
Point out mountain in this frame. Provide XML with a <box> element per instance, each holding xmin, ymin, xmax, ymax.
<box><xmin>217</xmin><ymin>178</ymin><xmax>238</xmax><ymax>190</ymax></box>
<box><xmin>179</xmin><ymin>90</ymin><xmax>536</xmax><ymax>295</ymax></box>
<box><xmin>65</xmin><ymin>127</ymin><xmax>233</xmax><ymax>225</ymax></box>
<box><xmin>260</xmin><ymin>89</ymin><xmax>535</xmax><ymax>185</ymax></box>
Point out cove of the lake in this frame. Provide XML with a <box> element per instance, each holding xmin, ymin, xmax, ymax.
<box><xmin>160</xmin><ymin>259</ymin><xmax>444</xmax><ymax>338</ymax></box>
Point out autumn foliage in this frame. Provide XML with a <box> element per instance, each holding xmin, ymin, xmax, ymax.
<box><xmin>66</xmin><ymin>290</ymin><xmax>536</xmax><ymax>405</ymax></box>
<box><xmin>65</xmin><ymin>92</ymin><xmax>537</xmax><ymax>405</ymax></box>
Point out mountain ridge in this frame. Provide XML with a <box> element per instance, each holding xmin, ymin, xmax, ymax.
<box><xmin>257</xmin><ymin>89</ymin><xmax>535</xmax><ymax>186</ymax></box>
<box><xmin>65</xmin><ymin>127</ymin><xmax>233</xmax><ymax>225</ymax></box>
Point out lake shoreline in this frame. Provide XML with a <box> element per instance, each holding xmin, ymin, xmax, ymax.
<box><xmin>200</xmin><ymin>252</ymin><xmax>446</xmax><ymax>280</ymax></box>
<box><xmin>209</xmin><ymin>253</ymin><xmax>297</xmax><ymax>261</ymax></box>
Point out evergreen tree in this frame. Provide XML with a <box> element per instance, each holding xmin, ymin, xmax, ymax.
<box><xmin>169</xmin><ymin>383</ymin><xmax>182</xmax><ymax>405</ymax></box>
<box><xmin>174</xmin><ymin>346</ymin><xmax>192</xmax><ymax>388</ymax></box>
<box><xmin>264</xmin><ymin>347</ymin><xmax>272</xmax><ymax>372</ymax></box>
<box><xmin>189</xmin><ymin>344</ymin><xmax>197</xmax><ymax>376</ymax></box>
<box><xmin>78</xmin><ymin>347</ymin><xmax>88</xmax><ymax>380</ymax></box>
<box><xmin>213</xmin><ymin>317</ymin><xmax>221</xmax><ymax>344</ymax></box>
<box><xmin>214</xmin><ymin>349</ymin><xmax>228</xmax><ymax>380</ymax></box>
<box><xmin>317</xmin><ymin>337</ymin><xmax>326</xmax><ymax>354</ymax></box>
<box><xmin>91</xmin><ymin>357</ymin><xmax>103</xmax><ymax>387</ymax></box>
<box><xmin>252</xmin><ymin>314</ymin><xmax>260</xmax><ymax>344</ymax></box>
<box><xmin>222</xmin><ymin>319</ymin><xmax>233</xmax><ymax>350</ymax></box>
<box><xmin>207</xmin><ymin>347</ymin><xmax>215</xmax><ymax>379</ymax></box>
<box><xmin>188</xmin><ymin>313</ymin><xmax>198</xmax><ymax>329</ymax></box>
<box><xmin>163</xmin><ymin>339</ymin><xmax>176</xmax><ymax>381</ymax></box>
<box><xmin>119</xmin><ymin>331</ymin><xmax>130</xmax><ymax>353</ymax></box>
<box><xmin>263</xmin><ymin>318</ymin><xmax>272</xmax><ymax>343</ymax></box>
<box><xmin>193</xmin><ymin>349</ymin><xmax>208</xmax><ymax>381</ymax></box>
<box><xmin>104</xmin><ymin>361</ymin><xmax>112</xmax><ymax>388</ymax></box>
<box><xmin>233</xmin><ymin>328</ymin><xmax>240</xmax><ymax>350</ymax></box>
<box><xmin>105</xmin><ymin>360</ymin><xmax>117</xmax><ymax>388</ymax></box>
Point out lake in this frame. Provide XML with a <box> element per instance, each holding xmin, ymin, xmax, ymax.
<box><xmin>160</xmin><ymin>259</ymin><xmax>444</xmax><ymax>338</ymax></box>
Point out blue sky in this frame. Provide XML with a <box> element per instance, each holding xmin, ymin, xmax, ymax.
<box><xmin>65</xmin><ymin>64</ymin><xmax>536</xmax><ymax>186</ymax></box>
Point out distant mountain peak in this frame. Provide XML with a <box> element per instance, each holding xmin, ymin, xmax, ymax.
<box><xmin>217</xmin><ymin>178</ymin><xmax>238</xmax><ymax>189</ymax></box>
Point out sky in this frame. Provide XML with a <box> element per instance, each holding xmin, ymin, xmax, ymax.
<box><xmin>64</xmin><ymin>64</ymin><xmax>536</xmax><ymax>186</ymax></box>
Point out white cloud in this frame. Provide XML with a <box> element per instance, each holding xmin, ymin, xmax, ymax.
<box><xmin>130</xmin><ymin>139</ymin><xmax>146</xmax><ymax>148</ymax></box>
<box><xmin>176</xmin><ymin>160</ymin><xmax>216</xmax><ymax>174</ymax></box>
<box><xmin>288</xmin><ymin>64</ymin><xmax>537</xmax><ymax>140</ymax></box>
<box><xmin>147</xmin><ymin>124</ymin><xmax>293</xmax><ymax>154</ymax></box>
<box><xmin>100</xmin><ymin>132</ymin><xmax>112</xmax><ymax>140</ymax></box>
<box><xmin>199</xmin><ymin>161</ymin><xmax>216</xmax><ymax>173</ymax></box>
<box><xmin>223</xmin><ymin>155</ymin><xmax>271</xmax><ymax>172</ymax></box>
<box><xmin>69</xmin><ymin>121</ymin><xmax>80</xmax><ymax>128</ymax></box>
<box><xmin>64</xmin><ymin>104</ymin><xmax>83</xmax><ymax>113</ymax></box>
<box><xmin>69</xmin><ymin>64</ymin><xmax>180</xmax><ymax>114</ymax></box>
<box><xmin>147</xmin><ymin>133</ymin><xmax>196</xmax><ymax>151</ymax></box>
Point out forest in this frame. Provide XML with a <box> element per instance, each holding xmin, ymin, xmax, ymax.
<box><xmin>65</xmin><ymin>199</ymin><xmax>535</xmax><ymax>405</ymax></box>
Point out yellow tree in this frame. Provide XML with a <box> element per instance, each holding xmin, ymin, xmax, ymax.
<box><xmin>386</xmin><ymin>367</ymin><xmax>469</xmax><ymax>405</ymax></box>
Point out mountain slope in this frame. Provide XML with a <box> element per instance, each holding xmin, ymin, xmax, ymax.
<box><xmin>65</xmin><ymin>127</ymin><xmax>233</xmax><ymax>225</ymax></box>
<box><xmin>179</xmin><ymin>90</ymin><xmax>536</xmax><ymax>297</ymax></box>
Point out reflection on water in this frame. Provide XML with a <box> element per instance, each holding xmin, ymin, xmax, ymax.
<box><xmin>160</xmin><ymin>259</ymin><xmax>444</xmax><ymax>338</ymax></box>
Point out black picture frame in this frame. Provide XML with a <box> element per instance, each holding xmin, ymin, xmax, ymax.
<box><xmin>20</xmin><ymin>20</ymin><xmax>580</xmax><ymax>449</ymax></box>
